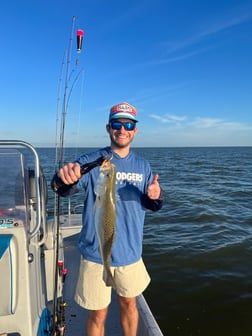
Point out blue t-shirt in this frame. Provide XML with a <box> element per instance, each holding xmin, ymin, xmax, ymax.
<box><xmin>75</xmin><ymin>147</ymin><xmax>153</xmax><ymax>267</ymax></box>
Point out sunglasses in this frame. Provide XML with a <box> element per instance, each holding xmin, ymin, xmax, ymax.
<box><xmin>110</xmin><ymin>121</ymin><xmax>136</xmax><ymax>131</ymax></box>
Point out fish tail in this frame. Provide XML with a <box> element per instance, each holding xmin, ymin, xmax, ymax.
<box><xmin>103</xmin><ymin>267</ymin><xmax>116</xmax><ymax>288</ymax></box>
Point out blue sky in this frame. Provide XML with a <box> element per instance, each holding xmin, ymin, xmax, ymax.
<box><xmin>0</xmin><ymin>0</ymin><xmax>252</xmax><ymax>147</ymax></box>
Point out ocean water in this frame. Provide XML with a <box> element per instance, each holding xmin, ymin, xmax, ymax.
<box><xmin>37</xmin><ymin>146</ymin><xmax>252</xmax><ymax>336</ymax></box>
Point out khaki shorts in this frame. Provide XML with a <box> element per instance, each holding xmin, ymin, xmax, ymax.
<box><xmin>74</xmin><ymin>257</ymin><xmax>151</xmax><ymax>310</ymax></box>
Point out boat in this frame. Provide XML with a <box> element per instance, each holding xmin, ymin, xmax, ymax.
<box><xmin>0</xmin><ymin>140</ymin><xmax>164</xmax><ymax>335</ymax></box>
<box><xmin>0</xmin><ymin>15</ymin><xmax>164</xmax><ymax>336</ymax></box>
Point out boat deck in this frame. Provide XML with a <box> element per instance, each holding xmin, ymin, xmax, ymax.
<box><xmin>63</xmin><ymin>234</ymin><xmax>164</xmax><ymax>335</ymax></box>
<box><xmin>63</xmin><ymin>234</ymin><xmax>122</xmax><ymax>335</ymax></box>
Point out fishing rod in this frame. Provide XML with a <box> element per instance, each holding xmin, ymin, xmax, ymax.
<box><xmin>51</xmin><ymin>153</ymin><xmax>113</xmax><ymax>194</ymax></box>
<box><xmin>52</xmin><ymin>16</ymin><xmax>84</xmax><ymax>336</ymax></box>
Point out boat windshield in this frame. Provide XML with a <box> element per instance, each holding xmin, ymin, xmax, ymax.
<box><xmin>0</xmin><ymin>149</ymin><xmax>28</xmax><ymax>228</ymax></box>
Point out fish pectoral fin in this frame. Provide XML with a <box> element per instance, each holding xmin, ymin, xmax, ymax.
<box><xmin>93</xmin><ymin>196</ymin><xmax>102</xmax><ymax>212</ymax></box>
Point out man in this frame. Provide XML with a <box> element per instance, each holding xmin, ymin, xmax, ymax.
<box><xmin>52</xmin><ymin>102</ymin><xmax>164</xmax><ymax>336</ymax></box>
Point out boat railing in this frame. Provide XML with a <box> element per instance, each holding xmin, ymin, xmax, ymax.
<box><xmin>0</xmin><ymin>140</ymin><xmax>44</xmax><ymax>240</ymax></box>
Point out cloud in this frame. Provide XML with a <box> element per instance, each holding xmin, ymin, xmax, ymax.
<box><xmin>150</xmin><ymin>114</ymin><xmax>252</xmax><ymax>132</ymax></box>
<box><xmin>152</xmin><ymin>7</ymin><xmax>252</xmax><ymax>65</ymax></box>
<box><xmin>190</xmin><ymin>118</ymin><xmax>252</xmax><ymax>131</ymax></box>
<box><xmin>167</xmin><ymin>12</ymin><xmax>252</xmax><ymax>54</ymax></box>
<box><xmin>142</xmin><ymin>114</ymin><xmax>252</xmax><ymax>146</ymax></box>
<box><xmin>150</xmin><ymin>114</ymin><xmax>187</xmax><ymax>123</ymax></box>
<box><xmin>144</xmin><ymin>47</ymin><xmax>212</xmax><ymax>66</ymax></box>
<box><xmin>198</xmin><ymin>12</ymin><xmax>252</xmax><ymax>39</ymax></box>
<box><xmin>190</xmin><ymin>117</ymin><xmax>223</xmax><ymax>128</ymax></box>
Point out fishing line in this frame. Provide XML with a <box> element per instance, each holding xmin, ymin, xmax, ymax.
<box><xmin>73</xmin><ymin>70</ymin><xmax>85</xmax><ymax>158</ymax></box>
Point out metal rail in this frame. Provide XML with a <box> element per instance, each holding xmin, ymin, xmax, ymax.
<box><xmin>0</xmin><ymin>140</ymin><xmax>42</xmax><ymax>239</ymax></box>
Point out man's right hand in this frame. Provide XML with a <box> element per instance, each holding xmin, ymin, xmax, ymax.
<box><xmin>58</xmin><ymin>162</ymin><xmax>81</xmax><ymax>185</ymax></box>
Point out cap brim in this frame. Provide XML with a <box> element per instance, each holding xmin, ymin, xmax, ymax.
<box><xmin>109</xmin><ymin>113</ymin><xmax>138</xmax><ymax>122</ymax></box>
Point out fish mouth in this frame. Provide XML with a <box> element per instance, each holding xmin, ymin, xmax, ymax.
<box><xmin>103</xmin><ymin>152</ymin><xmax>113</xmax><ymax>161</ymax></box>
<box><xmin>101</xmin><ymin>159</ymin><xmax>111</xmax><ymax>168</ymax></box>
<box><xmin>101</xmin><ymin>152</ymin><xmax>113</xmax><ymax>168</ymax></box>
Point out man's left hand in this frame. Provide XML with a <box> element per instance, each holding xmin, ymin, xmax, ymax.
<box><xmin>147</xmin><ymin>174</ymin><xmax>161</xmax><ymax>200</ymax></box>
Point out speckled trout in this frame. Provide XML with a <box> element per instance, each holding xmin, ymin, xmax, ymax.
<box><xmin>94</xmin><ymin>159</ymin><xmax>116</xmax><ymax>287</ymax></box>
